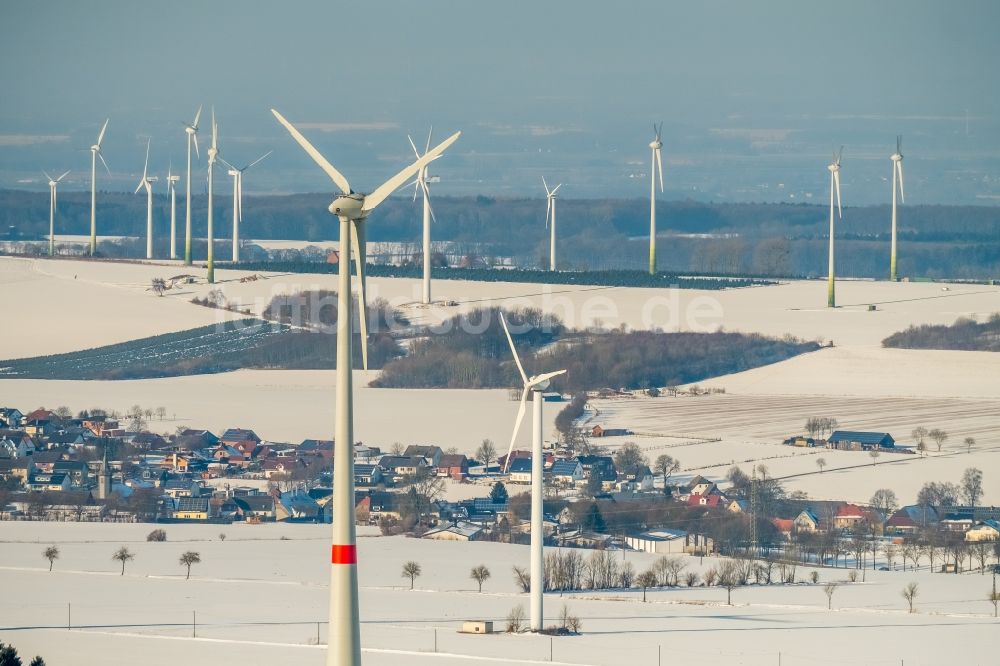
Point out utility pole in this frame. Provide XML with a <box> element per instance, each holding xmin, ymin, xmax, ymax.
<box><xmin>750</xmin><ymin>468</ymin><xmax>758</xmax><ymax>559</ymax></box>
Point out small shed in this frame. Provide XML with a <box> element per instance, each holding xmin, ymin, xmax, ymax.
<box><xmin>461</xmin><ymin>620</ymin><xmax>493</xmax><ymax>634</ymax></box>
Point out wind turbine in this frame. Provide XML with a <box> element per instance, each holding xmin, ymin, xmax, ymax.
<box><xmin>219</xmin><ymin>151</ymin><xmax>271</xmax><ymax>263</ymax></box>
<box><xmin>134</xmin><ymin>139</ymin><xmax>158</xmax><ymax>260</ymax></box>
<box><xmin>183</xmin><ymin>106</ymin><xmax>201</xmax><ymax>265</ymax></box>
<box><xmin>407</xmin><ymin>129</ymin><xmax>438</xmax><ymax>304</ymax></box>
<box><xmin>167</xmin><ymin>165</ymin><xmax>180</xmax><ymax>259</ymax></box>
<box><xmin>826</xmin><ymin>147</ymin><xmax>843</xmax><ymax>308</ymax></box>
<box><xmin>89</xmin><ymin>118</ymin><xmax>110</xmax><ymax>256</ymax></box>
<box><xmin>889</xmin><ymin>136</ymin><xmax>905</xmax><ymax>281</ymax></box>
<box><xmin>542</xmin><ymin>177</ymin><xmax>562</xmax><ymax>271</ymax></box>
<box><xmin>648</xmin><ymin>123</ymin><xmax>665</xmax><ymax>274</ymax></box>
<box><xmin>499</xmin><ymin>312</ymin><xmax>566</xmax><ymax>632</ymax></box>
<box><xmin>271</xmin><ymin>107</ymin><xmax>459</xmax><ymax>666</ymax></box>
<box><xmin>43</xmin><ymin>170</ymin><xmax>70</xmax><ymax>256</ymax></box>
<box><xmin>206</xmin><ymin>108</ymin><xmax>218</xmax><ymax>283</ymax></box>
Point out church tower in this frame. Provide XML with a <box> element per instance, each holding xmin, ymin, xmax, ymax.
<box><xmin>98</xmin><ymin>447</ymin><xmax>112</xmax><ymax>500</ymax></box>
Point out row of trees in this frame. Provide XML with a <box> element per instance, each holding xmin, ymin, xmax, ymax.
<box><xmin>42</xmin><ymin>544</ymin><xmax>202</xmax><ymax>579</ymax></box>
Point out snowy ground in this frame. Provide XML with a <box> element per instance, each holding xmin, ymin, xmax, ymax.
<box><xmin>1</xmin><ymin>370</ymin><xmax>555</xmax><ymax>454</ymax></box>
<box><xmin>1</xmin><ymin>522</ymin><xmax>998</xmax><ymax>666</ymax></box>
<box><xmin>585</xmin><ymin>393</ymin><xmax>1000</xmax><ymax>505</ymax></box>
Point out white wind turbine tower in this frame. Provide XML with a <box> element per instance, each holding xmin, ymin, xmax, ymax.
<box><xmin>648</xmin><ymin>123</ymin><xmax>665</xmax><ymax>274</ymax></box>
<box><xmin>183</xmin><ymin>106</ymin><xmax>201</xmax><ymax>265</ymax></box>
<box><xmin>166</xmin><ymin>165</ymin><xmax>180</xmax><ymax>259</ymax></box>
<box><xmin>271</xmin><ymin>107</ymin><xmax>459</xmax><ymax>666</ymax></box>
<box><xmin>406</xmin><ymin>128</ymin><xmax>440</xmax><ymax>304</ymax></box>
<box><xmin>826</xmin><ymin>147</ymin><xmax>843</xmax><ymax>308</ymax></box>
<box><xmin>89</xmin><ymin>118</ymin><xmax>110</xmax><ymax>256</ymax></box>
<box><xmin>500</xmin><ymin>312</ymin><xmax>566</xmax><ymax>632</ymax></box>
<box><xmin>134</xmin><ymin>139</ymin><xmax>159</xmax><ymax>260</ymax></box>
<box><xmin>543</xmin><ymin>177</ymin><xmax>562</xmax><ymax>271</ymax></box>
<box><xmin>889</xmin><ymin>135</ymin><xmax>905</xmax><ymax>281</ymax></box>
<box><xmin>43</xmin><ymin>170</ymin><xmax>70</xmax><ymax>256</ymax></box>
<box><xmin>206</xmin><ymin>108</ymin><xmax>218</xmax><ymax>284</ymax></box>
<box><xmin>220</xmin><ymin>151</ymin><xmax>271</xmax><ymax>263</ymax></box>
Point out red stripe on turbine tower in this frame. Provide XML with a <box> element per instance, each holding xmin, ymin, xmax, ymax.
<box><xmin>332</xmin><ymin>544</ymin><xmax>357</xmax><ymax>565</ymax></box>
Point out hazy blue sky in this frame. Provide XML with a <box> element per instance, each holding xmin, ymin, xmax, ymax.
<box><xmin>2</xmin><ymin>0</ymin><xmax>999</xmax><ymax>203</ymax></box>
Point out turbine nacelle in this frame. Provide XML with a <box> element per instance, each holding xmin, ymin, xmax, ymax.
<box><xmin>649</xmin><ymin>139</ymin><xmax>663</xmax><ymax>150</ymax></box>
<box><xmin>890</xmin><ymin>153</ymin><xmax>902</xmax><ymax>163</ymax></box>
<box><xmin>329</xmin><ymin>194</ymin><xmax>366</xmax><ymax>219</ymax></box>
<box><xmin>827</xmin><ymin>163</ymin><xmax>840</xmax><ymax>173</ymax></box>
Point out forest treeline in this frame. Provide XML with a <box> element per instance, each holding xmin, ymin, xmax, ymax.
<box><xmin>3</xmin><ymin>189</ymin><xmax>998</xmax><ymax>278</ymax></box>
<box><xmin>372</xmin><ymin>307</ymin><xmax>820</xmax><ymax>391</ymax></box>
<box><xmin>883</xmin><ymin>313</ymin><xmax>1000</xmax><ymax>352</ymax></box>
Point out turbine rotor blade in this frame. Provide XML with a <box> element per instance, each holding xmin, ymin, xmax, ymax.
<box><xmin>834</xmin><ymin>171</ymin><xmax>842</xmax><ymax>219</ymax></box>
<box><xmin>655</xmin><ymin>148</ymin><xmax>664</xmax><ymax>192</ymax></box>
<box><xmin>42</xmin><ymin>170</ymin><xmax>53</xmax><ymax>182</ymax></box>
<box><xmin>97</xmin><ymin>118</ymin><xmax>109</xmax><ymax>147</ymax></box>
<box><xmin>424</xmin><ymin>126</ymin><xmax>433</xmax><ymax>156</ymax></box>
<box><xmin>421</xmin><ymin>180</ymin><xmax>437</xmax><ymax>225</ymax></box>
<box><xmin>238</xmin><ymin>174</ymin><xmax>243</xmax><ymax>222</ymax></box>
<box><xmin>363</xmin><ymin>131</ymin><xmax>460</xmax><ymax>213</ymax></box>
<box><xmin>351</xmin><ymin>220</ymin><xmax>369</xmax><ymax>371</ymax></box>
<box><xmin>896</xmin><ymin>161</ymin><xmax>905</xmax><ymax>203</ymax></box>
<box><xmin>192</xmin><ymin>105</ymin><xmax>202</xmax><ymax>129</ymax></box>
<box><xmin>499</xmin><ymin>312</ymin><xmax>529</xmax><ymax>385</ymax></box>
<box><xmin>407</xmin><ymin>134</ymin><xmax>421</xmax><ymax>160</ymax></box>
<box><xmin>551</xmin><ymin>183</ymin><xmax>562</xmax><ymax>196</ymax></box>
<box><xmin>542</xmin><ymin>176</ymin><xmax>550</xmax><ymax>197</ymax></box>
<box><xmin>271</xmin><ymin>109</ymin><xmax>352</xmax><ymax>194</ymax></box>
<box><xmin>545</xmin><ymin>197</ymin><xmax>552</xmax><ymax>229</ymax></box>
<box><xmin>504</xmin><ymin>386</ymin><xmax>530</xmax><ymax>473</ymax></box>
<box><xmin>192</xmin><ymin>133</ymin><xmax>200</xmax><ymax>159</ymax></box>
<box><xmin>98</xmin><ymin>152</ymin><xmax>111</xmax><ymax>176</ymax></box>
<box><xmin>218</xmin><ymin>156</ymin><xmax>236</xmax><ymax>171</ymax></box>
<box><xmin>528</xmin><ymin>369</ymin><xmax>567</xmax><ymax>387</ymax></box>
<box><xmin>57</xmin><ymin>170</ymin><xmax>70</xmax><ymax>182</ymax></box>
<box><xmin>245</xmin><ymin>150</ymin><xmax>271</xmax><ymax>170</ymax></box>
<box><xmin>143</xmin><ymin>139</ymin><xmax>150</xmax><ymax>180</ymax></box>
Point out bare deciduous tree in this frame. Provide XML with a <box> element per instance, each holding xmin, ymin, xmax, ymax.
<box><xmin>964</xmin><ymin>436</ymin><xmax>976</xmax><ymax>454</ymax></box>
<box><xmin>43</xmin><ymin>546</ymin><xmax>59</xmax><ymax>572</ymax></box>
<box><xmin>475</xmin><ymin>439</ymin><xmax>497</xmax><ymax>472</ymax></box>
<box><xmin>655</xmin><ymin>454</ymin><xmax>681</xmax><ymax>492</ymax></box>
<box><xmin>505</xmin><ymin>604</ymin><xmax>526</xmax><ymax>633</ymax></box>
<box><xmin>179</xmin><ymin>551</ymin><xmax>201</xmax><ymax>580</ymax></box>
<box><xmin>928</xmin><ymin>429</ymin><xmax>948</xmax><ymax>453</ymax></box>
<box><xmin>902</xmin><ymin>582</ymin><xmax>918</xmax><ymax>613</ymax></box>
<box><xmin>470</xmin><ymin>565</ymin><xmax>491</xmax><ymax>592</ymax></box>
<box><xmin>816</xmin><ymin>457</ymin><xmax>827</xmax><ymax>473</ymax></box>
<box><xmin>401</xmin><ymin>561</ymin><xmax>422</xmax><ymax>590</ymax></box>
<box><xmin>112</xmin><ymin>546</ymin><xmax>134</xmax><ymax>576</ymax></box>
<box><xmin>961</xmin><ymin>467</ymin><xmax>984</xmax><ymax>507</ymax></box>
<box><xmin>823</xmin><ymin>582</ymin><xmax>839</xmax><ymax>609</ymax></box>
<box><xmin>717</xmin><ymin>560</ymin><xmax>741</xmax><ymax>605</ymax></box>
<box><xmin>636</xmin><ymin>570</ymin><xmax>657</xmax><ymax>602</ymax></box>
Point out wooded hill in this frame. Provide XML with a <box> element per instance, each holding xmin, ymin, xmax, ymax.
<box><xmin>3</xmin><ymin>188</ymin><xmax>998</xmax><ymax>279</ymax></box>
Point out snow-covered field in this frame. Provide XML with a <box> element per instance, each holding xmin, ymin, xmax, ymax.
<box><xmin>1</xmin><ymin>370</ymin><xmax>555</xmax><ymax>453</ymax></box>
<box><xmin>1</xmin><ymin>522</ymin><xmax>997</xmax><ymax>666</ymax></box>
<box><xmin>586</xmin><ymin>393</ymin><xmax>1000</xmax><ymax>505</ymax></box>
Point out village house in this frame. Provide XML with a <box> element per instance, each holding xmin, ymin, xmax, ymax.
<box><xmin>0</xmin><ymin>430</ymin><xmax>35</xmax><ymax>458</ymax></box>
<box><xmin>886</xmin><ymin>506</ymin><xmax>937</xmax><ymax>536</ymax></box>
<box><xmin>354</xmin><ymin>464</ymin><xmax>383</xmax><ymax>487</ymax></box>
<box><xmin>550</xmin><ymin>459</ymin><xmax>584</xmax><ymax>487</ymax></box>
<box><xmin>965</xmin><ymin>519</ymin><xmax>1000</xmax><ymax>542</ymax></box>
<box><xmin>793</xmin><ymin>508</ymin><xmax>822</xmax><ymax>534</ymax></box>
<box><xmin>172</xmin><ymin>497</ymin><xmax>211</xmax><ymax>520</ymax></box>
<box><xmin>590</xmin><ymin>425</ymin><xmax>633</xmax><ymax>438</ymax></box>
<box><xmin>0</xmin><ymin>408</ymin><xmax>24</xmax><ymax>428</ymax></box>
<box><xmin>683</xmin><ymin>475</ymin><xmax>717</xmax><ymax>497</ymax></box>
<box><xmin>0</xmin><ymin>458</ymin><xmax>34</xmax><ymax>485</ymax></box>
<box><xmin>436</xmin><ymin>453</ymin><xmax>469</xmax><ymax>480</ymax></box>
<box><xmin>508</xmin><ymin>457</ymin><xmax>534</xmax><ymax>484</ymax></box>
<box><xmin>833</xmin><ymin>503</ymin><xmax>883</xmax><ymax>533</ymax></box>
<box><xmin>27</xmin><ymin>472</ymin><xmax>70</xmax><ymax>492</ymax></box>
<box><xmin>378</xmin><ymin>455</ymin><xmax>428</xmax><ymax>482</ymax></box>
<box><xmin>403</xmin><ymin>445</ymin><xmax>443</xmax><ymax>468</ymax></box>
